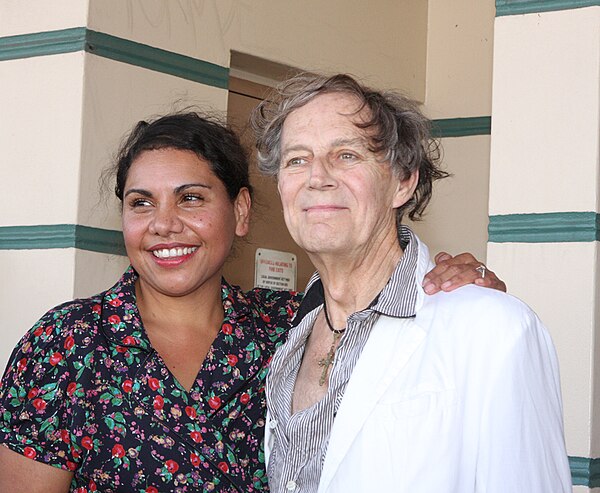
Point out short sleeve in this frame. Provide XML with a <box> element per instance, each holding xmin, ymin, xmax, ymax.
<box><xmin>0</xmin><ymin>305</ymin><xmax>82</xmax><ymax>472</ymax></box>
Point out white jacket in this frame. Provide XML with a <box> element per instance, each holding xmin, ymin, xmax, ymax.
<box><xmin>266</xmin><ymin>236</ymin><xmax>572</xmax><ymax>492</ymax></box>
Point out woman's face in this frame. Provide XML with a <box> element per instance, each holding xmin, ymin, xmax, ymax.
<box><xmin>122</xmin><ymin>148</ymin><xmax>250</xmax><ymax>299</ymax></box>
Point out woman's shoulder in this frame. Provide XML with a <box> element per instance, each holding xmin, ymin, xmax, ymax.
<box><xmin>244</xmin><ymin>287</ymin><xmax>303</xmax><ymax>323</ymax></box>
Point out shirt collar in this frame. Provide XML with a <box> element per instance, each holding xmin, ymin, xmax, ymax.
<box><xmin>99</xmin><ymin>266</ymin><xmax>253</xmax><ymax>350</ymax></box>
<box><xmin>293</xmin><ymin>226</ymin><xmax>419</xmax><ymax>323</ymax></box>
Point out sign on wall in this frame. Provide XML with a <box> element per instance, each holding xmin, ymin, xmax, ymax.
<box><xmin>254</xmin><ymin>248</ymin><xmax>297</xmax><ymax>291</ymax></box>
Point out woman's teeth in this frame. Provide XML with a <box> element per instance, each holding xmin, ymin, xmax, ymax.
<box><xmin>152</xmin><ymin>246</ymin><xmax>198</xmax><ymax>259</ymax></box>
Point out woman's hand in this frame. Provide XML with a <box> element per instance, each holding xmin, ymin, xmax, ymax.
<box><xmin>422</xmin><ymin>252</ymin><xmax>507</xmax><ymax>295</ymax></box>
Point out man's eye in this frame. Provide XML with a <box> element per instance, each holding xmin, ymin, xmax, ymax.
<box><xmin>339</xmin><ymin>152</ymin><xmax>357</xmax><ymax>160</ymax></box>
<box><xmin>286</xmin><ymin>157</ymin><xmax>307</xmax><ymax>167</ymax></box>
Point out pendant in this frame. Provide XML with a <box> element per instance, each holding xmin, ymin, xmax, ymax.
<box><xmin>318</xmin><ymin>332</ymin><xmax>341</xmax><ymax>386</ymax></box>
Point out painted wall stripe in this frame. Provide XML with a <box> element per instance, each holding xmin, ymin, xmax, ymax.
<box><xmin>85</xmin><ymin>30</ymin><xmax>229</xmax><ymax>88</ymax></box>
<box><xmin>496</xmin><ymin>0</ymin><xmax>599</xmax><ymax>16</ymax></box>
<box><xmin>432</xmin><ymin>117</ymin><xmax>491</xmax><ymax>138</ymax></box>
<box><xmin>570</xmin><ymin>456</ymin><xmax>600</xmax><ymax>487</ymax></box>
<box><xmin>0</xmin><ymin>28</ymin><xmax>228</xmax><ymax>89</ymax></box>
<box><xmin>488</xmin><ymin>212</ymin><xmax>600</xmax><ymax>243</ymax></box>
<box><xmin>0</xmin><ymin>225</ymin><xmax>125</xmax><ymax>256</ymax></box>
<box><xmin>0</xmin><ymin>27</ymin><xmax>86</xmax><ymax>61</ymax></box>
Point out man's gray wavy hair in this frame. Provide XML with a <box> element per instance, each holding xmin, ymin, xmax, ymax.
<box><xmin>250</xmin><ymin>73</ymin><xmax>448</xmax><ymax>223</ymax></box>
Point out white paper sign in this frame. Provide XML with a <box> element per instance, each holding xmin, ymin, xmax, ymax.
<box><xmin>254</xmin><ymin>248</ymin><xmax>297</xmax><ymax>290</ymax></box>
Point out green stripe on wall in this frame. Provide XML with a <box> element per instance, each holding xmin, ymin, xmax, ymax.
<box><xmin>0</xmin><ymin>27</ymin><xmax>86</xmax><ymax>60</ymax></box>
<box><xmin>489</xmin><ymin>212</ymin><xmax>600</xmax><ymax>243</ymax></box>
<box><xmin>570</xmin><ymin>456</ymin><xmax>600</xmax><ymax>487</ymax></box>
<box><xmin>496</xmin><ymin>0</ymin><xmax>599</xmax><ymax>16</ymax></box>
<box><xmin>0</xmin><ymin>28</ymin><xmax>228</xmax><ymax>89</ymax></box>
<box><xmin>0</xmin><ymin>225</ymin><xmax>126</xmax><ymax>256</ymax></box>
<box><xmin>432</xmin><ymin>117</ymin><xmax>491</xmax><ymax>138</ymax></box>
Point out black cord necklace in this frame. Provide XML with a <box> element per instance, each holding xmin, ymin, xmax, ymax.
<box><xmin>317</xmin><ymin>298</ymin><xmax>346</xmax><ymax>386</ymax></box>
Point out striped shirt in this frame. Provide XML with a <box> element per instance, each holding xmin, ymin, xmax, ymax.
<box><xmin>266</xmin><ymin>226</ymin><xmax>419</xmax><ymax>493</ymax></box>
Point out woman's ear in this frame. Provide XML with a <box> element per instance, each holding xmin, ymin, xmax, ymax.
<box><xmin>234</xmin><ymin>188</ymin><xmax>252</xmax><ymax>237</ymax></box>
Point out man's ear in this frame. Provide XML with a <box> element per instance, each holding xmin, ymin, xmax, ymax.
<box><xmin>393</xmin><ymin>170</ymin><xmax>419</xmax><ymax>209</ymax></box>
<box><xmin>234</xmin><ymin>188</ymin><xmax>252</xmax><ymax>237</ymax></box>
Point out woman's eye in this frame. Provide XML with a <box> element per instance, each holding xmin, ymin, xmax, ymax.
<box><xmin>182</xmin><ymin>193</ymin><xmax>203</xmax><ymax>203</ymax></box>
<box><xmin>131</xmin><ymin>198</ymin><xmax>151</xmax><ymax>208</ymax></box>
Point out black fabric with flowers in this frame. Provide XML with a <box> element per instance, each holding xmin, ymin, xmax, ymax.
<box><xmin>0</xmin><ymin>267</ymin><xmax>301</xmax><ymax>492</ymax></box>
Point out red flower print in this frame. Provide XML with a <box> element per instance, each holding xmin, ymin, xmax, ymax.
<box><xmin>165</xmin><ymin>459</ymin><xmax>179</xmax><ymax>474</ymax></box>
<box><xmin>185</xmin><ymin>406</ymin><xmax>197</xmax><ymax>418</ymax></box>
<box><xmin>27</xmin><ymin>387</ymin><xmax>39</xmax><ymax>399</ymax></box>
<box><xmin>122</xmin><ymin>379</ymin><xmax>133</xmax><ymax>393</ymax></box>
<box><xmin>190</xmin><ymin>452</ymin><xmax>201</xmax><ymax>467</ymax></box>
<box><xmin>260</xmin><ymin>313</ymin><xmax>271</xmax><ymax>323</ymax></box>
<box><xmin>190</xmin><ymin>431</ymin><xmax>203</xmax><ymax>443</ymax></box>
<box><xmin>153</xmin><ymin>395</ymin><xmax>164</xmax><ymax>410</ymax></box>
<box><xmin>222</xmin><ymin>323</ymin><xmax>233</xmax><ymax>335</ymax></box>
<box><xmin>109</xmin><ymin>298</ymin><xmax>122</xmax><ymax>307</ymax></box>
<box><xmin>17</xmin><ymin>358</ymin><xmax>27</xmax><ymax>371</ymax></box>
<box><xmin>74</xmin><ymin>488</ymin><xmax>86</xmax><ymax>493</ymax></box>
<box><xmin>108</xmin><ymin>315</ymin><xmax>121</xmax><ymax>325</ymax></box>
<box><xmin>227</xmin><ymin>354</ymin><xmax>238</xmax><ymax>366</ymax></box>
<box><xmin>148</xmin><ymin>378</ymin><xmax>160</xmax><ymax>391</ymax></box>
<box><xmin>33</xmin><ymin>326</ymin><xmax>43</xmax><ymax>337</ymax></box>
<box><xmin>45</xmin><ymin>326</ymin><xmax>53</xmax><ymax>336</ymax></box>
<box><xmin>240</xmin><ymin>393</ymin><xmax>250</xmax><ymax>405</ymax></box>
<box><xmin>121</xmin><ymin>335</ymin><xmax>136</xmax><ymax>345</ymax></box>
<box><xmin>89</xmin><ymin>480</ymin><xmax>97</xmax><ymax>491</ymax></box>
<box><xmin>218</xmin><ymin>461</ymin><xmax>229</xmax><ymax>473</ymax></box>
<box><xmin>60</xmin><ymin>429</ymin><xmax>70</xmax><ymax>443</ymax></box>
<box><xmin>81</xmin><ymin>436</ymin><xmax>93</xmax><ymax>450</ymax></box>
<box><xmin>66</xmin><ymin>461</ymin><xmax>77</xmax><ymax>471</ymax></box>
<box><xmin>67</xmin><ymin>382</ymin><xmax>77</xmax><ymax>396</ymax></box>
<box><xmin>146</xmin><ymin>487</ymin><xmax>158</xmax><ymax>493</ymax></box>
<box><xmin>116</xmin><ymin>345</ymin><xmax>128</xmax><ymax>353</ymax></box>
<box><xmin>32</xmin><ymin>398</ymin><xmax>46</xmax><ymax>411</ymax></box>
<box><xmin>49</xmin><ymin>352</ymin><xmax>63</xmax><ymax>366</ymax></box>
<box><xmin>112</xmin><ymin>444</ymin><xmax>125</xmax><ymax>458</ymax></box>
<box><xmin>208</xmin><ymin>396</ymin><xmax>221</xmax><ymax>410</ymax></box>
<box><xmin>23</xmin><ymin>447</ymin><xmax>36</xmax><ymax>460</ymax></box>
<box><xmin>64</xmin><ymin>336</ymin><xmax>75</xmax><ymax>350</ymax></box>
<box><xmin>92</xmin><ymin>304</ymin><xmax>101</xmax><ymax>314</ymax></box>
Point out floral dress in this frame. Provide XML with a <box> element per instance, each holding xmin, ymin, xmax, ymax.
<box><xmin>0</xmin><ymin>267</ymin><xmax>301</xmax><ymax>492</ymax></box>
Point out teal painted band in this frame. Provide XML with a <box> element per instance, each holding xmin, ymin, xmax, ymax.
<box><xmin>496</xmin><ymin>0</ymin><xmax>599</xmax><ymax>16</ymax></box>
<box><xmin>0</xmin><ymin>225</ymin><xmax>126</xmax><ymax>256</ymax></box>
<box><xmin>85</xmin><ymin>30</ymin><xmax>228</xmax><ymax>89</ymax></box>
<box><xmin>431</xmin><ymin>117</ymin><xmax>491</xmax><ymax>138</ymax></box>
<box><xmin>0</xmin><ymin>28</ymin><xmax>228</xmax><ymax>89</ymax></box>
<box><xmin>0</xmin><ymin>27</ymin><xmax>86</xmax><ymax>61</ymax></box>
<box><xmin>569</xmin><ymin>456</ymin><xmax>600</xmax><ymax>487</ymax></box>
<box><xmin>488</xmin><ymin>212</ymin><xmax>600</xmax><ymax>243</ymax></box>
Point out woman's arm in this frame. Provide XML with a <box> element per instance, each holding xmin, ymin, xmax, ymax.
<box><xmin>422</xmin><ymin>252</ymin><xmax>507</xmax><ymax>294</ymax></box>
<box><xmin>0</xmin><ymin>446</ymin><xmax>73</xmax><ymax>493</ymax></box>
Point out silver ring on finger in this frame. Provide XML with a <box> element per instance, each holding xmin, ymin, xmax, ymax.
<box><xmin>475</xmin><ymin>264</ymin><xmax>486</xmax><ymax>279</ymax></box>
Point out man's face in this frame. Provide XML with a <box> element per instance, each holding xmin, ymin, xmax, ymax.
<box><xmin>277</xmin><ymin>92</ymin><xmax>416</xmax><ymax>260</ymax></box>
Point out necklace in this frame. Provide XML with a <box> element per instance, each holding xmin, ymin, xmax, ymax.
<box><xmin>317</xmin><ymin>298</ymin><xmax>346</xmax><ymax>386</ymax></box>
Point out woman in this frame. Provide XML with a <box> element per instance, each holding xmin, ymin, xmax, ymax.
<box><xmin>0</xmin><ymin>112</ymin><xmax>503</xmax><ymax>493</ymax></box>
<box><xmin>0</xmin><ymin>113</ymin><xmax>302</xmax><ymax>492</ymax></box>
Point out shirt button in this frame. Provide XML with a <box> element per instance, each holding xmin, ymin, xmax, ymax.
<box><xmin>269</xmin><ymin>419</ymin><xmax>278</xmax><ymax>429</ymax></box>
<box><xmin>286</xmin><ymin>480</ymin><xmax>297</xmax><ymax>491</ymax></box>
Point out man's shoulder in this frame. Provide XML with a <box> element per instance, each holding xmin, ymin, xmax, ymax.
<box><xmin>417</xmin><ymin>285</ymin><xmax>542</xmax><ymax>341</ymax></box>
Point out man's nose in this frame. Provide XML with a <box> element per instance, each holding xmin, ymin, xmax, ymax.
<box><xmin>308</xmin><ymin>157</ymin><xmax>337</xmax><ymax>189</ymax></box>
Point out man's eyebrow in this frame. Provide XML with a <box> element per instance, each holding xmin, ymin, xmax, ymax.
<box><xmin>330</xmin><ymin>137</ymin><xmax>367</xmax><ymax>148</ymax></box>
<box><xmin>281</xmin><ymin>144</ymin><xmax>311</xmax><ymax>155</ymax></box>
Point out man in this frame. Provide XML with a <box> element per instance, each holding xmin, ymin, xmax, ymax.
<box><xmin>252</xmin><ymin>74</ymin><xmax>571</xmax><ymax>492</ymax></box>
